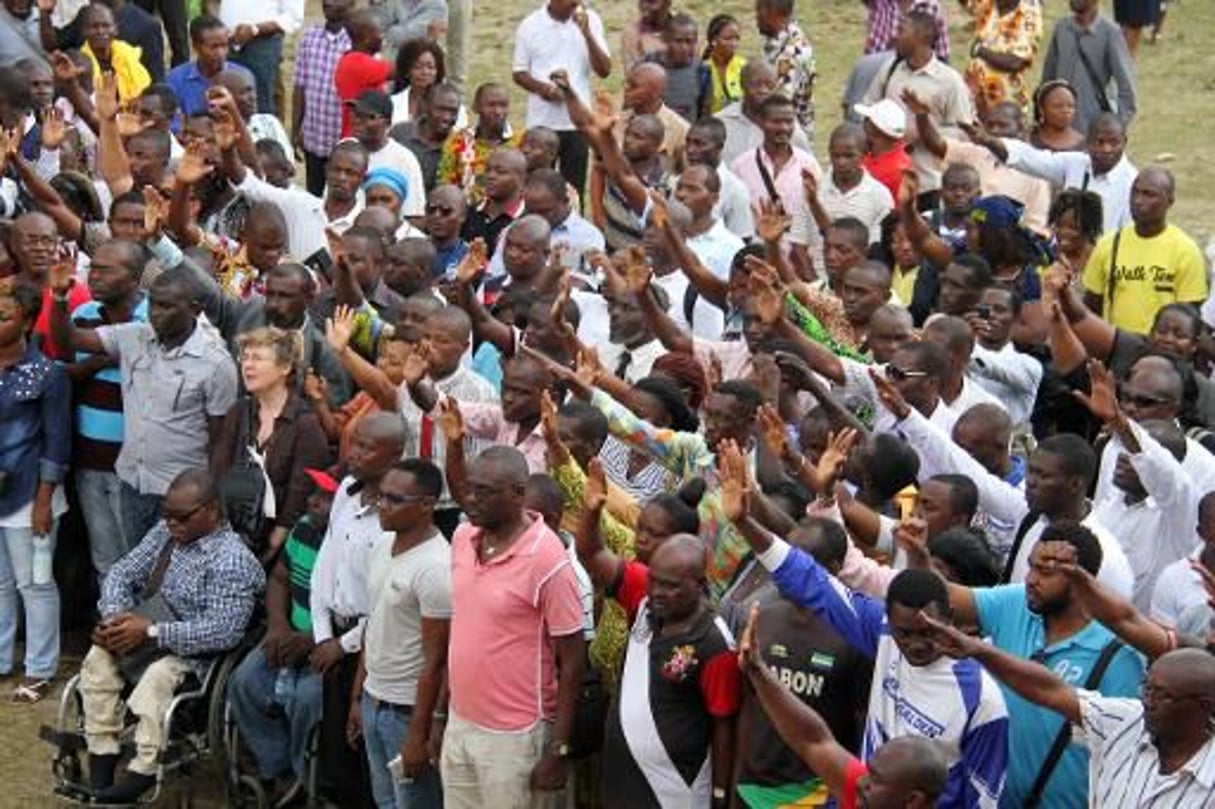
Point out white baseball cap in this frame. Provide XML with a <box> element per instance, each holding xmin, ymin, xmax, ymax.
<box><xmin>853</xmin><ymin>99</ymin><xmax>907</xmax><ymax>139</ymax></box>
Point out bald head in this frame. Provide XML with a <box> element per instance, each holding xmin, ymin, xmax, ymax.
<box><xmin>874</xmin><ymin>737</ymin><xmax>950</xmax><ymax>801</ymax></box>
<box><xmin>923</xmin><ymin>315</ymin><xmax>975</xmax><ymax>357</ymax></box>
<box><xmin>473</xmin><ymin>445</ymin><xmax>530</xmax><ymax>489</ymax></box>
<box><xmin>360</xmin><ymin>412</ymin><xmax>406</xmax><ymax>447</ymax></box>
<box><xmin>630</xmin><ymin>62</ymin><xmax>667</xmax><ymax>95</ymax></box>
<box><xmin>168</xmin><ymin>467</ymin><xmax>218</xmax><ymax>504</ymax></box>
<box><xmin>490</xmin><ymin>146</ymin><xmax>528</xmax><ymax>179</ymax></box>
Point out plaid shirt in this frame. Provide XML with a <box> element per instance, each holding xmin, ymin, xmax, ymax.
<box><xmin>99</xmin><ymin>523</ymin><xmax>265</xmax><ymax>676</ymax></box>
<box><xmin>294</xmin><ymin>24</ymin><xmax>352</xmax><ymax>157</ymax></box>
<box><xmin>864</xmin><ymin>0</ymin><xmax>950</xmax><ymax>61</ymax></box>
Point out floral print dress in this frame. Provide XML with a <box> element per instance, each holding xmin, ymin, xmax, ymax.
<box><xmin>965</xmin><ymin>0</ymin><xmax>1042</xmax><ymax>117</ymax></box>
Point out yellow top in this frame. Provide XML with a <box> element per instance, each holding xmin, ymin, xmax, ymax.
<box><xmin>83</xmin><ymin>40</ymin><xmax>151</xmax><ymax>103</ymax></box>
<box><xmin>708</xmin><ymin>54</ymin><xmax>746</xmax><ymax>114</ymax></box>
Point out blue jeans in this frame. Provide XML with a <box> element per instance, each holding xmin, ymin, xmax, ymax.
<box><xmin>119</xmin><ymin>482</ymin><xmax>162</xmax><ymax>551</ymax></box>
<box><xmin>231</xmin><ymin>34</ymin><xmax>284</xmax><ymax>115</ymax></box>
<box><xmin>227</xmin><ymin>643</ymin><xmax>324</xmax><ymax>780</ymax></box>
<box><xmin>361</xmin><ymin>692</ymin><xmax>442</xmax><ymax>809</ymax></box>
<box><xmin>76</xmin><ymin>469</ymin><xmax>130</xmax><ymax>579</ymax></box>
<box><xmin>0</xmin><ymin>523</ymin><xmax>60</xmax><ymax>677</ymax></box>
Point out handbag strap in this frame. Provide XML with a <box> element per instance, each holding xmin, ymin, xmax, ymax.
<box><xmin>1000</xmin><ymin>511</ymin><xmax>1040</xmax><ymax>584</ymax></box>
<box><xmin>1024</xmin><ymin>638</ymin><xmax>1123</xmax><ymax>806</ymax></box>
<box><xmin>1072</xmin><ymin>29</ymin><xmax>1112</xmax><ymax>113</ymax></box>
<box><xmin>754</xmin><ymin>148</ymin><xmax>783</xmax><ymax>206</ymax></box>
<box><xmin>140</xmin><ymin>540</ymin><xmax>176</xmax><ymax>601</ymax></box>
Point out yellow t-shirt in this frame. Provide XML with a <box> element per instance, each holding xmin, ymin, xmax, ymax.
<box><xmin>1082</xmin><ymin>224</ymin><xmax>1207</xmax><ymax>335</ymax></box>
<box><xmin>892</xmin><ymin>265</ymin><xmax>919</xmax><ymax>308</ymax></box>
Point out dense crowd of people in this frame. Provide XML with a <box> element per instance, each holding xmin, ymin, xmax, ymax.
<box><xmin>0</xmin><ymin>0</ymin><xmax>1213</xmax><ymax>806</ymax></box>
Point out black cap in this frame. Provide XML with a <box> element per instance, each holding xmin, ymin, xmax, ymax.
<box><xmin>346</xmin><ymin>89</ymin><xmax>392</xmax><ymax>119</ymax></box>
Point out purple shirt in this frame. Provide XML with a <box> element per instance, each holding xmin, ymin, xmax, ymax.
<box><xmin>294</xmin><ymin>24</ymin><xmax>351</xmax><ymax>157</ymax></box>
<box><xmin>864</xmin><ymin>0</ymin><xmax>950</xmax><ymax>61</ymax></box>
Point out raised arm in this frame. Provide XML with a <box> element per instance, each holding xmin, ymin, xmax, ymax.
<box><xmin>48</xmin><ymin>259</ymin><xmax>104</xmax><ymax>354</ymax></box>
<box><xmin>94</xmin><ymin>72</ymin><xmax>133</xmax><ymax>197</ymax></box>
<box><xmin>738</xmin><ymin>604</ymin><xmax>858</xmax><ymax>800</ymax></box>
<box><xmin>922</xmin><ymin>612</ymin><xmax>1081</xmax><ymax>725</ymax></box>
<box><xmin>649</xmin><ymin>192</ymin><xmax>728</xmax><ymax>308</ymax></box>
<box><xmin>452</xmin><ymin>240</ymin><xmax>514</xmax><ymax>356</ymax></box>
<box><xmin>573</xmin><ymin>5</ymin><xmax>611</xmax><ymax>78</ymax></box>
<box><xmin>437</xmin><ymin>398</ymin><xmax>469</xmax><ymax>508</ymax></box>
<box><xmin>902</xmin><ymin>89</ymin><xmax>947</xmax><ymax>160</ymax></box>
<box><xmin>898</xmin><ymin>170</ymin><xmax>954</xmax><ymax>268</ymax></box>
<box><xmin>49</xmin><ymin>51</ymin><xmax>98</xmax><ymax>135</ymax></box>
<box><xmin>623</xmin><ymin>251</ymin><xmax>694</xmax><ymax>355</ymax></box>
<box><xmin>9</xmin><ymin>139</ymin><xmax>83</xmax><ymax>242</ymax></box>
<box><xmin>554</xmin><ymin>71</ymin><xmax>646</xmax><ymax>216</ymax></box>
<box><xmin>576</xmin><ymin>458</ymin><xmax>625</xmax><ymax>592</ymax></box>
<box><xmin>324</xmin><ymin>306</ymin><xmax>401</xmax><ymax>412</ymax></box>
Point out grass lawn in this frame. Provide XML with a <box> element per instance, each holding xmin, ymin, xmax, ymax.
<box><xmin>451</xmin><ymin>0</ymin><xmax>1214</xmax><ymax>241</ymax></box>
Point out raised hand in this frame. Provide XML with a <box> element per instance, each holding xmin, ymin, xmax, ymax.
<box><xmin>549</xmin><ymin>70</ymin><xmax>572</xmax><ymax>96</ymax></box>
<box><xmin>755</xmin><ymin>403</ymin><xmax>791</xmax><ymax>459</ymax></box>
<box><xmin>325</xmin><ymin>305</ymin><xmax>356</xmax><ymax>354</ymax></box>
<box><xmin>206</xmin><ymin>85</ymin><xmax>240</xmax><ymax>119</ymax></box>
<box><xmin>176</xmin><ymin>140</ymin><xmax>215</xmax><ymax>185</ymax></box>
<box><xmin>39</xmin><ymin>107</ymin><xmax>68</xmax><ymax>151</ymax></box>
<box><xmin>1072</xmin><ymin>359</ymin><xmax>1119</xmax><ymax>424</ymax></box>
<box><xmin>899</xmin><ymin>88</ymin><xmax>930</xmax><ymax>117</ymax></box>
<box><xmin>917</xmin><ymin>611</ymin><xmax>983</xmax><ymax>659</ymax></box>
<box><xmin>585</xmin><ymin>456</ymin><xmax>608</xmax><ymax>513</ymax></box>
<box><xmin>141</xmin><ymin>185</ymin><xmax>169</xmax><ymax>238</ymax></box>
<box><xmin>752</xmin><ymin>353</ymin><xmax>782</xmax><ymax>403</ymax></box>
<box><xmin>49</xmin><ymin>51</ymin><xmax>83</xmax><ymax>86</ymax></box>
<box><xmin>750</xmin><ymin>270</ymin><xmax>785</xmax><ymax>326</ymax></box>
<box><xmin>37</xmin><ymin>0</ymin><xmax>57</xmax><ymax>14</ymax></box>
<box><xmin>455</xmin><ymin>237</ymin><xmax>487</xmax><ymax>286</ymax></box>
<box><xmin>737</xmin><ymin>601</ymin><xmax>762</xmax><ymax>672</ymax></box>
<box><xmin>622</xmin><ymin>247</ymin><xmax>652</xmax><ymax>297</ymax></box>
<box><xmin>437</xmin><ymin>397</ymin><xmax>465</xmax><ymax>443</ymax></box>
<box><xmin>772</xmin><ymin>350</ymin><xmax>818</xmax><ymax>395</ymax></box>
<box><xmin>893</xmin><ymin>516</ymin><xmax>931</xmax><ymax>568</ymax></box>
<box><xmin>49</xmin><ymin>250</ymin><xmax>74</xmax><ymax>297</ymax></box>
<box><xmin>959</xmin><ymin>120</ymin><xmax>990</xmax><ymax>147</ymax></box>
<box><xmin>551</xmin><ymin>268</ymin><xmax>572</xmax><ymax>327</ymax></box>
<box><xmin>401</xmin><ymin>341</ymin><xmax>430</xmax><ymax>386</ymax></box>
<box><xmin>573</xmin><ymin>2</ymin><xmax>589</xmax><ymax>32</ymax></box>
<box><xmin>539</xmin><ymin>388</ymin><xmax>560</xmax><ymax>444</ymax></box>
<box><xmin>212</xmin><ymin>108</ymin><xmax>239</xmax><ymax>152</ymax></box>
<box><xmin>870</xmin><ymin>366</ymin><xmax>911</xmax><ymax>420</ymax></box>
<box><xmin>303</xmin><ymin>370</ymin><xmax>328</xmax><ymax>405</ymax></box>
<box><xmin>116</xmin><ymin>103</ymin><xmax>144</xmax><ymax>138</ymax></box>
<box><xmin>648</xmin><ymin>189</ymin><xmax>670</xmax><ymax>231</ymax></box>
<box><xmin>754</xmin><ymin>198</ymin><xmax>791</xmax><ymax>245</ymax></box>
<box><xmin>813</xmin><ymin>427</ymin><xmax>858</xmax><ymax>493</ymax></box>
<box><xmin>717</xmin><ymin>437</ymin><xmax>751</xmax><ymax>524</ymax></box>
<box><xmin>575</xmin><ymin>345</ymin><xmax>602</xmax><ymax>393</ymax></box>
<box><xmin>95</xmin><ymin>71</ymin><xmax>120</xmax><ymax>121</ymax></box>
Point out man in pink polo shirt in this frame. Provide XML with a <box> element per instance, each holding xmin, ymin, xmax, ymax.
<box><xmin>440</xmin><ymin>446</ymin><xmax>587</xmax><ymax>809</ymax></box>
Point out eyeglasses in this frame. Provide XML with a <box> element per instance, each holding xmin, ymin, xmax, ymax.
<box><xmin>1118</xmin><ymin>387</ymin><xmax>1174</xmax><ymax>410</ymax></box>
<box><xmin>426</xmin><ymin>205</ymin><xmax>456</xmax><ymax>216</ymax></box>
<box><xmin>17</xmin><ymin>234</ymin><xmax>58</xmax><ymax>249</ymax></box>
<box><xmin>163</xmin><ymin>501</ymin><xmax>209</xmax><ymax>525</ymax></box>
<box><xmin>378</xmin><ymin>491</ymin><xmax>432</xmax><ymax>507</ymax></box>
<box><xmin>886</xmin><ymin>364</ymin><xmax>930</xmax><ymax>382</ymax></box>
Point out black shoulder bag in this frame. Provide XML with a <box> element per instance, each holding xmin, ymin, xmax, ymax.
<box><xmin>218</xmin><ymin>398</ymin><xmax>270</xmax><ymax>549</ymax></box>
<box><xmin>1072</xmin><ymin>30</ymin><xmax>1113</xmax><ymax>114</ymax></box>
<box><xmin>1023</xmin><ymin>639</ymin><xmax>1124</xmax><ymax>806</ymax></box>
<box><xmin>1000</xmin><ymin>511</ymin><xmax>1041</xmax><ymax>584</ymax></box>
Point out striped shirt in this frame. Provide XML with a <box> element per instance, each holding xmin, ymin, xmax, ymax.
<box><xmin>294</xmin><ymin>24</ymin><xmax>352</xmax><ymax>156</ymax></box>
<box><xmin>72</xmin><ymin>296</ymin><xmax>149</xmax><ymax>471</ymax></box>
<box><xmin>1077</xmin><ymin>689</ymin><xmax>1215</xmax><ymax>807</ymax></box>
<box><xmin>284</xmin><ymin>515</ymin><xmax>325</xmax><ymax>633</ymax></box>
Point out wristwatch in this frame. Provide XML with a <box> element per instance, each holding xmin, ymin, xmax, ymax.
<box><xmin>146</xmin><ymin>623</ymin><xmax>160</xmax><ymax>640</ymax></box>
<box><xmin>549</xmin><ymin>741</ymin><xmax>571</xmax><ymax>759</ymax></box>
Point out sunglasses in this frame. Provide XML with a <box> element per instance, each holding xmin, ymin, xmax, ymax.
<box><xmin>163</xmin><ymin>501</ymin><xmax>209</xmax><ymax>525</ymax></box>
<box><xmin>426</xmin><ymin>205</ymin><xmax>456</xmax><ymax>216</ymax></box>
<box><xmin>378</xmin><ymin>491</ymin><xmax>432</xmax><ymax>507</ymax></box>
<box><xmin>886</xmin><ymin>364</ymin><xmax>930</xmax><ymax>382</ymax></box>
<box><xmin>1117</xmin><ymin>387</ymin><xmax>1174</xmax><ymax>410</ymax></box>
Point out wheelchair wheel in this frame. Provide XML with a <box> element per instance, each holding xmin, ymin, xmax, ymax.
<box><xmin>206</xmin><ymin>648</ymin><xmax>246</xmax><ymax>765</ymax></box>
<box><xmin>229</xmin><ymin>774</ymin><xmax>268</xmax><ymax>809</ymax></box>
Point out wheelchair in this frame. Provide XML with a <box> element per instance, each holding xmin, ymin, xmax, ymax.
<box><xmin>40</xmin><ymin>640</ymin><xmax>253</xmax><ymax>807</ymax></box>
<box><xmin>222</xmin><ymin>710</ymin><xmax>326</xmax><ymax>809</ymax></box>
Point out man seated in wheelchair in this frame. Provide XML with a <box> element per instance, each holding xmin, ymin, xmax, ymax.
<box><xmin>227</xmin><ymin>468</ymin><xmax>338</xmax><ymax>801</ymax></box>
<box><xmin>80</xmin><ymin>468</ymin><xmax>265</xmax><ymax>804</ymax></box>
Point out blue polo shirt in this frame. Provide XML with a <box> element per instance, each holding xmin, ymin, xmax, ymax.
<box><xmin>166</xmin><ymin>60</ymin><xmax>255</xmax><ymax>129</ymax></box>
<box><xmin>974</xmin><ymin>584</ymin><xmax>1145</xmax><ymax>808</ymax></box>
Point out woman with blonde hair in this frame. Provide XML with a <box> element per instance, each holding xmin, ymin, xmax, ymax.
<box><xmin>211</xmin><ymin>327</ymin><xmax>331</xmax><ymax>559</ymax></box>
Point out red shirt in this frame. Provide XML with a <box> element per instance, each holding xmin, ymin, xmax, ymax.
<box><xmin>840</xmin><ymin>756</ymin><xmax>869</xmax><ymax>809</ymax></box>
<box><xmin>333</xmin><ymin>51</ymin><xmax>392</xmax><ymax>138</ymax></box>
<box><xmin>38</xmin><ymin>282</ymin><xmax>91</xmax><ymax>361</ymax></box>
<box><xmin>863</xmin><ymin>142</ymin><xmax>913</xmax><ymax>204</ymax></box>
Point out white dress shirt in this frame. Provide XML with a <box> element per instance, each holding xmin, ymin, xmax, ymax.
<box><xmin>1002</xmin><ymin>139</ymin><xmax>1137</xmax><ymax>233</ymax></box>
<box><xmin>1092</xmin><ymin>421</ymin><xmax>1200</xmax><ymax>611</ymax></box>
<box><xmin>969</xmin><ymin>342</ymin><xmax>1044</xmax><ymax>427</ymax></box>
<box><xmin>1149</xmin><ymin>550</ymin><xmax>1207</xmax><ymax>629</ymax></box>
<box><xmin>597</xmin><ymin>338</ymin><xmax>666</xmax><ymax>384</ymax></box>
<box><xmin>943</xmin><ymin>374</ymin><xmax>1006</xmax><ymax>419</ymax></box>
<box><xmin>220</xmin><ymin>0</ymin><xmax>304</xmax><ymax>35</ymax></box>
<box><xmin>652</xmin><ymin>269</ymin><xmax>726</xmax><ymax>341</ymax></box>
<box><xmin>1096</xmin><ymin>435</ymin><xmax>1215</xmax><ymax>506</ymax></box>
<box><xmin>715</xmin><ymin>165</ymin><xmax>756</xmax><ymax>240</ymax></box>
<box><xmin>236</xmin><ymin>173</ymin><xmax>329</xmax><ymax>260</ymax></box>
<box><xmin>687</xmin><ymin>219</ymin><xmax>745</xmax><ymax>281</ymax></box>
<box><xmin>896</xmin><ymin>408</ymin><xmax>1135</xmax><ymax>598</ymax></box>
<box><xmin>309</xmin><ymin>476</ymin><xmax>394</xmax><ymax>652</ymax></box>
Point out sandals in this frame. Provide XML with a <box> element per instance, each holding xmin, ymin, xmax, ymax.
<box><xmin>12</xmin><ymin>678</ymin><xmax>52</xmax><ymax>704</ymax></box>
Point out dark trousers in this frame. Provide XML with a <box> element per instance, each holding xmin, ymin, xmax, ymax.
<box><xmin>304</xmin><ymin>151</ymin><xmax>329</xmax><ymax>198</ymax></box>
<box><xmin>231</xmin><ymin>33</ymin><xmax>285</xmax><ymax>116</ymax></box>
<box><xmin>320</xmin><ymin>651</ymin><xmax>373</xmax><ymax>806</ymax></box>
<box><xmin>134</xmin><ymin>0</ymin><xmax>189</xmax><ymax>67</ymax></box>
<box><xmin>556</xmin><ymin>128</ymin><xmax>589</xmax><ymax>207</ymax></box>
<box><xmin>118</xmin><ymin>483</ymin><xmax>162</xmax><ymax>551</ymax></box>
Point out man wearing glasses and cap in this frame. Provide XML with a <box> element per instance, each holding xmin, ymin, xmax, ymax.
<box><xmin>347</xmin><ymin>90</ymin><xmax>427</xmax><ymax>219</ymax></box>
